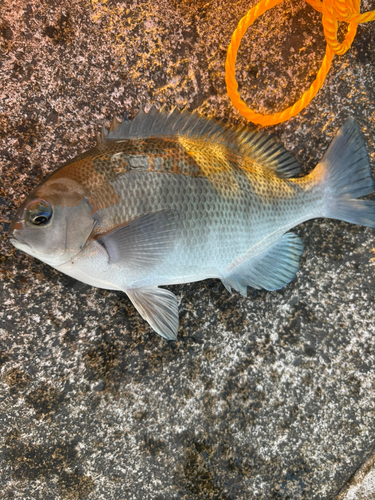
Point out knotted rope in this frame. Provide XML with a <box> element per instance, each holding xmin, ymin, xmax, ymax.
<box><xmin>225</xmin><ymin>0</ymin><xmax>375</xmax><ymax>126</ymax></box>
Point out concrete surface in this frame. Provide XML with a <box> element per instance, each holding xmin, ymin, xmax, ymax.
<box><xmin>1</xmin><ymin>0</ymin><xmax>375</xmax><ymax>498</ymax></box>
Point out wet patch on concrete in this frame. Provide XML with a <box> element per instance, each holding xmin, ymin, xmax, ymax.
<box><xmin>24</xmin><ymin>383</ymin><xmax>66</xmax><ymax>419</ymax></box>
<box><xmin>4</xmin><ymin>430</ymin><xmax>95</xmax><ymax>499</ymax></box>
<box><xmin>4</xmin><ymin>368</ymin><xmax>31</xmax><ymax>394</ymax></box>
<box><xmin>43</xmin><ymin>13</ymin><xmax>75</xmax><ymax>46</ymax></box>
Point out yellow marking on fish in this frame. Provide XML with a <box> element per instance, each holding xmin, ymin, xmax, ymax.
<box><xmin>178</xmin><ymin>137</ymin><xmax>240</xmax><ymax>196</ymax></box>
<box><xmin>179</xmin><ymin>137</ymin><xmax>298</xmax><ymax>201</ymax></box>
<box><xmin>178</xmin><ymin>137</ymin><xmax>232</xmax><ymax>176</ymax></box>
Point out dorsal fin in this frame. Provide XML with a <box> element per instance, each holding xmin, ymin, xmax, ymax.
<box><xmin>98</xmin><ymin>107</ymin><xmax>301</xmax><ymax>179</ymax></box>
<box><xmin>235</xmin><ymin>126</ymin><xmax>301</xmax><ymax>178</ymax></box>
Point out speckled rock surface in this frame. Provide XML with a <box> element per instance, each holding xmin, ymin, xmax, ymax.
<box><xmin>1</xmin><ymin>0</ymin><xmax>375</xmax><ymax>499</ymax></box>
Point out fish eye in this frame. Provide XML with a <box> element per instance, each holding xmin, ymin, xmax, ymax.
<box><xmin>26</xmin><ymin>200</ymin><xmax>53</xmax><ymax>226</ymax></box>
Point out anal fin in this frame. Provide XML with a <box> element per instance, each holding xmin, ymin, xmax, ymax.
<box><xmin>224</xmin><ymin>233</ymin><xmax>303</xmax><ymax>295</ymax></box>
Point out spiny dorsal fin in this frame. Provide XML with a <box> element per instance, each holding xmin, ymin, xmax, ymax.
<box><xmin>234</xmin><ymin>127</ymin><xmax>301</xmax><ymax>178</ymax></box>
<box><xmin>98</xmin><ymin>107</ymin><xmax>301</xmax><ymax>179</ymax></box>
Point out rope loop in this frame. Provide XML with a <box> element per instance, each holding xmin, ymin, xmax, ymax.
<box><xmin>226</xmin><ymin>0</ymin><xmax>375</xmax><ymax>126</ymax></box>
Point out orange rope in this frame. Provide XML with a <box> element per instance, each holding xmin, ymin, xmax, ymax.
<box><xmin>225</xmin><ymin>0</ymin><xmax>375</xmax><ymax>126</ymax></box>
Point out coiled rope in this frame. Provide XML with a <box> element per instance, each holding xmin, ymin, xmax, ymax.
<box><xmin>225</xmin><ymin>0</ymin><xmax>375</xmax><ymax>126</ymax></box>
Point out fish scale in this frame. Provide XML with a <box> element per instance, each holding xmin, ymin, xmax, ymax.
<box><xmin>8</xmin><ymin>108</ymin><xmax>375</xmax><ymax>340</ymax></box>
<box><xmin>92</xmin><ymin>141</ymin><xmax>318</xmax><ymax>273</ymax></box>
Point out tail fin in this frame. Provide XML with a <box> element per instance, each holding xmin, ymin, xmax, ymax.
<box><xmin>314</xmin><ymin>118</ymin><xmax>375</xmax><ymax>227</ymax></box>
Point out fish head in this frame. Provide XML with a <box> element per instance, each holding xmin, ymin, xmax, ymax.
<box><xmin>8</xmin><ymin>177</ymin><xmax>96</xmax><ymax>267</ymax></box>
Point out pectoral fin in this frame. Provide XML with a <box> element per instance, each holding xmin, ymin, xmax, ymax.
<box><xmin>224</xmin><ymin>232</ymin><xmax>303</xmax><ymax>295</ymax></box>
<box><xmin>126</xmin><ymin>286</ymin><xmax>179</xmax><ymax>340</ymax></box>
<box><xmin>98</xmin><ymin>210</ymin><xmax>180</xmax><ymax>270</ymax></box>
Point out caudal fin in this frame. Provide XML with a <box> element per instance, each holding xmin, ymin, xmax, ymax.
<box><xmin>314</xmin><ymin>118</ymin><xmax>375</xmax><ymax>227</ymax></box>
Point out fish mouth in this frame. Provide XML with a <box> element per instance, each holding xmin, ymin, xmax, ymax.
<box><xmin>9</xmin><ymin>232</ymin><xmax>31</xmax><ymax>250</ymax></box>
<box><xmin>8</xmin><ymin>213</ymin><xmax>25</xmax><ymax>238</ymax></box>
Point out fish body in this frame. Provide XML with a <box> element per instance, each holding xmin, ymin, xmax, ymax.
<box><xmin>8</xmin><ymin>109</ymin><xmax>375</xmax><ymax>339</ymax></box>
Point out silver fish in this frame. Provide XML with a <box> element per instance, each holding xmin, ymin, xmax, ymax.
<box><xmin>8</xmin><ymin>108</ymin><xmax>375</xmax><ymax>339</ymax></box>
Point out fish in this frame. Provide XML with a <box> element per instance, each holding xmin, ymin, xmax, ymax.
<box><xmin>8</xmin><ymin>108</ymin><xmax>375</xmax><ymax>340</ymax></box>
